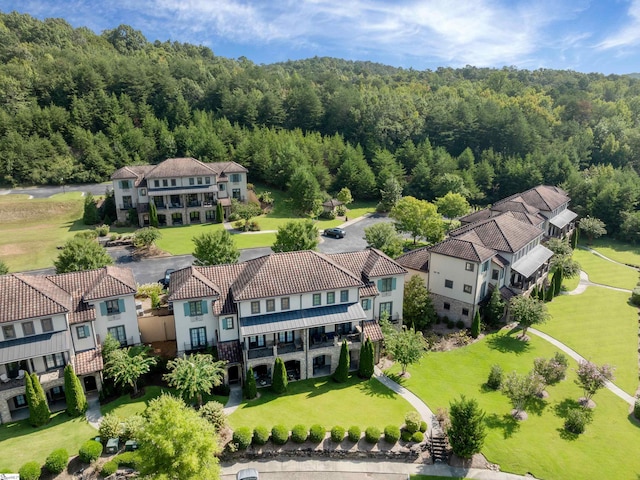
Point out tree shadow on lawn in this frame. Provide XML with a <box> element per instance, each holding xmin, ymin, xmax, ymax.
<box><xmin>485</xmin><ymin>330</ymin><xmax>531</xmax><ymax>355</ymax></box>
<box><xmin>484</xmin><ymin>412</ymin><xmax>520</xmax><ymax>439</ymax></box>
<box><xmin>525</xmin><ymin>396</ymin><xmax>548</xmax><ymax>417</ymax></box>
<box><xmin>553</xmin><ymin>397</ymin><xmax>592</xmax><ymax>441</ymax></box>
<box><xmin>356</xmin><ymin>378</ymin><xmax>398</xmax><ymax>399</ymax></box>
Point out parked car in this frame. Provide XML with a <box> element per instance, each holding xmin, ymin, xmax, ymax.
<box><xmin>158</xmin><ymin>268</ymin><xmax>175</xmax><ymax>289</ymax></box>
<box><xmin>236</xmin><ymin>468</ymin><xmax>259</xmax><ymax>480</ymax></box>
<box><xmin>324</xmin><ymin>227</ymin><xmax>346</xmax><ymax>238</ymax></box>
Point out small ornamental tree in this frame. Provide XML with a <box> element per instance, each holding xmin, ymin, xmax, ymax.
<box><xmin>509</xmin><ymin>295</ymin><xmax>550</xmax><ymax>337</ymax></box>
<box><xmin>333</xmin><ymin>340</ymin><xmax>350</xmax><ymax>383</ymax></box>
<box><xmin>164</xmin><ymin>354</ymin><xmax>227</xmax><ymax>406</ymax></box>
<box><xmin>447</xmin><ymin>395</ymin><xmax>487</xmax><ymax>459</ymax></box>
<box><xmin>106</xmin><ymin>347</ymin><xmax>156</xmax><ymax>397</ymax></box>
<box><xmin>192</xmin><ymin>230</ymin><xmax>240</xmax><ymax>266</ymax></box>
<box><xmin>501</xmin><ymin>371</ymin><xmax>543</xmax><ymax>418</ymax></box>
<box><xmin>232</xmin><ymin>200</ymin><xmax>262</xmax><ymax>231</ymax></box>
<box><xmin>579</xmin><ymin>216</ymin><xmax>606</xmax><ymax>244</ymax></box>
<box><xmin>575</xmin><ymin>360</ymin><xmax>615</xmax><ymax>405</ymax></box>
<box><xmin>64</xmin><ymin>364</ymin><xmax>88</xmax><ymax>416</ymax></box>
<box><xmin>133</xmin><ymin>227</ymin><xmax>161</xmax><ymax>249</ymax></box>
<box><xmin>471</xmin><ymin>310</ymin><xmax>481</xmax><ymax>339</ymax></box>
<box><xmin>244</xmin><ymin>367</ymin><xmax>257</xmax><ymax>399</ymax></box>
<box><xmin>358</xmin><ymin>338</ymin><xmax>375</xmax><ymax>379</ymax></box>
<box><xmin>271</xmin><ymin>357</ymin><xmax>288</xmax><ymax>394</ymax></box>
<box><xmin>533</xmin><ymin>353</ymin><xmax>568</xmax><ymax>388</ymax></box>
<box><xmin>382</xmin><ymin>316</ymin><xmax>427</xmax><ymax>375</ymax></box>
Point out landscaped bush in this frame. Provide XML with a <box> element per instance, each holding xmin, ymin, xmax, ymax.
<box><xmin>95</xmin><ymin>225</ymin><xmax>110</xmax><ymax>237</ymax></box>
<box><xmin>319</xmin><ymin>210</ymin><xmax>336</xmax><ymax>220</ymax></box>
<box><xmin>384</xmin><ymin>425</ymin><xmax>401</xmax><ymax>444</ymax></box>
<box><xmin>291</xmin><ymin>424</ymin><xmax>308</xmax><ymax>443</ymax></box>
<box><xmin>419</xmin><ymin>421</ymin><xmax>428</xmax><ymax>433</ymax></box>
<box><xmin>309</xmin><ymin>424</ymin><xmax>326</xmax><ymax>443</ymax></box>
<box><xmin>411</xmin><ymin>431</ymin><xmax>425</xmax><ymax>442</ymax></box>
<box><xmin>456</xmin><ymin>320</ymin><xmax>465</xmax><ymax>329</ymax></box>
<box><xmin>121</xmin><ymin>414</ymin><xmax>144</xmax><ymax>441</ymax></box>
<box><xmin>78</xmin><ymin>440</ymin><xmax>103</xmax><ymax>463</ymax></box>
<box><xmin>365</xmin><ymin>426</ymin><xmax>381</xmax><ymax>444</ymax></box>
<box><xmin>100</xmin><ymin>460</ymin><xmax>118</xmax><ymax>477</ymax></box>
<box><xmin>252</xmin><ymin>426</ymin><xmax>270</xmax><ymax>446</ymax></box>
<box><xmin>487</xmin><ymin>364</ymin><xmax>503</xmax><ymax>390</ymax></box>
<box><xmin>630</xmin><ymin>287</ymin><xmax>640</xmax><ymax>306</ymax></box>
<box><xmin>136</xmin><ymin>282</ymin><xmax>164</xmax><ymax>299</ymax></box>
<box><xmin>447</xmin><ymin>320</ymin><xmax>455</xmax><ymax>329</ymax></box>
<box><xmin>404</xmin><ymin>411</ymin><xmax>421</xmax><ymax>434</ymax></box>
<box><xmin>348</xmin><ymin>425</ymin><xmax>361</xmax><ymax>442</ymax></box>
<box><xmin>18</xmin><ymin>461</ymin><xmax>41</xmax><ymax>480</ymax></box>
<box><xmin>635</xmin><ymin>399</ymin><xmax>640</xmax><ymax>420</ymax></box>
<box><xmin>336</xmin><ymin>205</ymin><xmax>347</xmax><ymax>216</ymax></box>
<box><xmin>199</xmin><ymin>401</ymin><xmax>227</xmax><ymax>433</ymax></box>
<box><xmin>44</xmin><ymin>448</ymin><xmax>68</xmax><ymax>474</ymax></box>
<box><xmin>99</xmin><ymin>412</ymin><xmax>123</xmax><ymax>441</ymax></box>
<box><xmin>331</xmin><ymin>426</ymin><xmax>345</xmax><ymax>443</ymax></box>
<box><xmin>564</xmin><ymin>408</ymin><xmax>589</xmax><ymax>434</ymax></box>
<box><xmin>247</xmin><ymin>220</ymin><xmax>260</xmax><ymax>231</ymax></box>
<box><xmin>271</xmin><ymin>424</ymin><xmax>289</xmax><ymax>445</ymax></box>
<box><xmin>233</xmin><ymin>427</ymin><xmax>253</xmax><ymax>450</ymax></box>
<box><xmin>401</xmin><ymin>429</ymin><xmax>413</xmax><ymax>442</ymax></box>
<box><xmin>114</xmin><ymin>451</ymin><xmax>140</xmax><ymax>469</ymax></box>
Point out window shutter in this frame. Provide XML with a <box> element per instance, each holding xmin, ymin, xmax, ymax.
<box><xmin>100</xmin><ymin>302</ymin><xmax>107</xmax><ymax>316</ymax></box>
<box><xmin>118</xmin><ymin>298</ymin><xmax>126</xmax><ymax>312</ymax></box>
<box><xmin>201</xmin><ymin>300</ymin><xmax>208</xmax><ymax>314</ymax></box>
<box><xmin>392</xmin><ymin>278</ymin><xmax>397</xmax><ymax>290</ymax></box>
<box><xmin>184</xmin><ymin>303</ymin><xmax>190</xmax><ymax>316</ymax></box>
<box><xmin>377</xmin><ymin>279</ymin><xmax>383</xmax><ymax>290</ymax></box>
<box><xmin>84</xmin><ymin>326</ymin><xmax>90</xmax><ymax>337</ymax></box>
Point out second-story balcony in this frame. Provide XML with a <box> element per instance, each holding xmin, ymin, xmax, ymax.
<box><xmin>248</xmin><ymin>346</ymin><xmax>275</xmax><ymax>359</ymax></box>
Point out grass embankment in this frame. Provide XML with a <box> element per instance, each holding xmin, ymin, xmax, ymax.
<box><xmin>572</xmin><ymin>248</ymin><xmax>638</xmax><ymax>290</ymax></box>
<box><xmin>588</xmin><ymin>237</ymin><xmax>640</xmax><ymax>267</ymax></box>
<box><xmin>229</xmin><ymin>375</ymin><xmax>415</xmax><ymax>431</ymax></box>
<box><xmin>388</xmin><ymin>330</ymin><xmax>640</xmax><ymax>480</ymax></box>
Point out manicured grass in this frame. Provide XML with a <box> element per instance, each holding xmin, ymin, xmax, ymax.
<box><xmin>154</xmin><ymin>223</ymin><xmax>225</xmax><ymax>254</ymax></box>
<box><xmin>0</xmin><ymin>192</ymin><xmax>89</xmax><ymax>272</ymax></box>
<box><xmin>542</xmin><ymin>288</ymin><xmax>638</xmax><ymax>395</ymax></box>
<box><xmin>561</xmin><ymin>273</ymin><xmax>580</xmax><ymax>292</ymax></box>
<box><xmin>0</xmin><ymin>411</ymin><xmax>97</xmax><ymax>472</ymax></box>
<box><xmin>411</xmin><ymin>477</ymin><xmax>467</xmax><ymax>480</ymax></box>
<box><xmin>229</xmin><ymin>375</ymin><xmax>415</xmax><ymax>431</ymax></box>
<box><xmin>387</xmin><ymin>330</ymin><xmax>640</xmax><ymax>480</ymax></box>
<box><xmin>573</xmin><ymin>248</ymin><xmax>638</xmax><ymax>289</ymax></box>
<box><xmin>588</xmin><ymin>237</ymin><xmax>640</xmax><ymax>267</ymax></box>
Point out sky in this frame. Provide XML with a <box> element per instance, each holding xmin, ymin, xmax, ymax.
<box><xmin>3</xmin><ymin>0</ymin><xmax>640</xmax><ymax>74</ymax></box>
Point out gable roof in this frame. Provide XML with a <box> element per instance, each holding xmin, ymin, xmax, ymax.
<box><xmin>395</xmin><ymin>248</ymin><xmax>430</xmax><ymax>272</ymax></box>
<box><xmin>146</xmin><ymin>157</ymin><xmax>219</xmax><ymax>179</ymax></box>
<box><xmin>328</xmin><ymin>249</ymin><xmax>407</xmax><ymax>279</ymax></box>
<box><xmin>498</xmin><ymin>185</ymin><xmax>569</xmax><ymax>213</ymax></box>
<box><xmin>0</xmin><ymin>274</ymin><xmax>71</xmax><ymax>323</ymax></box>
<box><xmin>429</xmin><ymin>238</ymin><xmax>496</xmax><ymax>263</ymax></box>
<box><xmin>169</xmin><ymin>266</ymin><xmax>223</xmax><ymax>302</ymax></box>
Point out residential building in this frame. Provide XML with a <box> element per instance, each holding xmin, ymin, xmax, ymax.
<box><xmin>0</xmin><ymin>266</ymin><xmax>139</xmax><ymax>423</ymax></box>
<box><xmin>168</xmin><ymin>249</ymin><xmax>406</xmax><ymax>386</ymax></box>
<box><xmin>111</xmin><ymin>157</ymin><xmax>249</xmax><ymax>227</ymax></box>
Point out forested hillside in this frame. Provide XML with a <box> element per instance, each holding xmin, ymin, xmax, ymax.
<box><xmin>2</xmin><ymin>11</ymin><xmax>640</xmax><ymax>237</ymax></box>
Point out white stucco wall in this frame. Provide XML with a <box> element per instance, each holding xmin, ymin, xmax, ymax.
<box><xmin>173</xmin><ymin>298</ymin><xmax>217</xmax><ymax>353</ymax></box>
<box><xmin>93</xmin><ymin>295</ymin><xmax>140</xmax><ymax>346</ymax></box>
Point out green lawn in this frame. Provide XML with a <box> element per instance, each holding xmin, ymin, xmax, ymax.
<box><xmin>561</xmin><ymin>273</ymin><xmax>581</xmax><ymax>292</ymax></box>
<box><xmin>0</xmin><ymin>411</ymin><xmax>97</xmax><ymax>472</ymax></box>
<box><xmin>573</xmin><ymin>248</ymin><xmax>638</xmax><ymax>289</ymax></box>
<box><xmin>229</xmin><ymin>375</ymin><xmax>415</xmax><ymax>431</ymax></box>
<box><xmin>588</xmin><ymin>237</ymin><xmax>640</xmax><ymax>268</ymax></box>
<box><xmin>542</xmin><ymin>288</ymin><xmax>638</xmax><ymax>395</ymax></box>
<box><xmin>387</xmin><ymin>330</ymin><xmax>640</xmax><ymax>480</ymax></box>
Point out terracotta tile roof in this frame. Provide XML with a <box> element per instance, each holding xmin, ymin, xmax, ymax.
<box><xmin>459</xmin><ymin>209</ymin><xmax>493</xmax><ymax>225</ymax></box>
<box><xmin>429</xmin><ymin>238</ymin><xmax>496</xmax><ymax>263</ymax></box>
<box><xmin>217</xmin><ymin>340</ymin><xmax>242</xmax><ymax>364</ymax></box>
<box><xmin>73</xmin><ymin>347</ymin><xmax>103</xmax><ymax>375</ymax></box>
<box><xmin>395</xmin><ymin>248</ymin><xmax>430</xmax><ymax>272</ymax></box>
<box><xmin>499</xmin><ymin>285</ymin><xmax>518</xmax><ymax>302</ymax></box>
<box><xmin>168</xmin><ymin>266</ymin><xmax>222</xmax><ymax>302</ymax></box>
<box><xmin>362</xmin><ymin>320</ymin><xmax>384</xmax><ymax>342</ymax></box>
<box><xmin>140</xmin><ymin>158</ymin><xmax>248</xmax><ymax>180</ymax></box>
<box><xmin>0</xmin><ymin>274</ymin><xmax>70</xmax><ymax>323</ymax></box>
<box><xmin>328</xmin><ymin>249</ymin><xmax>407</xmax><ymax>279</ymax></box>
<box><xmin>359</xmin><ymin>283</ymin><xmax>379</xmax><ymax>297</ymax></box>
<box><xmin>191</xmin><ymin>263</ymin><xmax>248</xmax><ymax>315</ymax></box>
<box><xmin>498</xmin><ymin>185</ymin><xmax>569</xmax><ymax>213</ymax></box>
<box><xmin>492</xmin><ymin>200</ymin><xmax>540</xmax><ymax>216</ymax></box>
<box><xmin>47</xmin><ymin>266</ymin><xmax>136</xmax><ymax>301</ymax></box>
<box><xmin>111</xmin><ymin>165</ymin><xmax>154</xmax><ymax>186</ymax></box>
<box><xmin>492</xmin><ymin>254</ymin><xmax>509</xmax><ymax>268</ymax></box>
<box><xmin>206</xmin><ymin>161</ymin><xmax>248</xmax><ymax>174</ymax></box>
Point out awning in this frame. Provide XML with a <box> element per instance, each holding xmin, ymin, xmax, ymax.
<box><xmin>549</xmin><ymin>209</ymin><xmax>578</xmax><ymax>229</ymax></box>
<box><xmin>511</xmin><ymin>245</ymin><xmax>554</xmax><ymax>278</ymax></box>
<box><xmin>240</xmin><ymin>303</ymin><xmax>367</xmax><ymax>336</ymax></box>
<box><xmin>0</xmin><ymin>331</ymin><xmax>70</xmax><ymax>364</ymax></box>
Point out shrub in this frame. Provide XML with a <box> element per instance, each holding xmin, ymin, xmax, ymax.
<box><xmin>99</xmin><ymin>412</ymin><xmax>123</xmax><ymax>441</ymax></box>
<box><xmin>309</xmin><ymin>424</ymin><xmax>326</xmax><ymax>443</ymax></box>
<box><xmin>45</xmin><ymin>448</ymin><xmax>68</xmax><ymax>474</ymax></box>
<box><xmin>419</xmin><ymin>421</ymin><xmax>428</xmax><ymax>433</ymax></box>
<box><xmin>411</xmin><ymin>431</ymin><xmax>425</xmax><ymax>442</ymax></box>
<box><xmin>95</xmin><ymin>225</ymin><xmax>110</xmax><ymax>237</ymax></box>
<box><xmin>565</xmin><ymin>408</ymin><xmax>590</xmax><ymax>434</ymax></box>
<box><xmin>365</xmin><ymin>426</ymin><xmax>381</xmax><ymax>444</ymax></box>
<box><xmin>330</xmin><ymin>426</ymin><xmax>345</xmax><ymax>443</ymax></box>
<box><xmin>233</xmin><ymin>427</ymin><xmax>253</xmax><ymax>450</ymax></box>
<box><xmin>271</xmin><ymin>424</ymin><xmax>289</xmax><ymax>445</ymax></box>
<box><xmin>347</xmin><ymin>425</ymin><xmax>361</xmax><ymax>442</ymax></box>
<box><xmin>247</xmin><ymin>220</ymin><xmax>260</xmax><ymax>231</ymax></box>
<box><xmin>252</xmin><ymin>426</ymin><xmax>270</xmax><ymax>446</ymax></box>
<box><xmin>233</xmin><ymin>220</ymin><xmax>244</xmax><ymax>230</ymax></box>
<box><xmin>319</xmin><ymin>210</ymin><xmax>336</xmax><ymax>220</ymax></box>
<box><xmin>631</xmin><ymin>287</ymin><xmax>640</xmax><ymax>306</ymax></box>
<box><xmin>114</xmin><ymin>451</ymin><xmax>140</xmax><ymax>468</ymax></box>
<box><xmin>447</xmin><ymin>320</ymin><xmax>455</xmax><ymax>329</ymax></box>
<box><xmin>228</xmin><ymin>212</ymin><xmax>240</xmax><ymax>222</ymax></box>
<box><xmin>434</xmin><ymin>316</ymin><xmax>441</xmax><ymax>325</ymax></box>
<box><xmin>404</xmin><ymin>411</ymin><xmax>421</xmax><ymax>434</ymax></box>
<box><xmin>336</xmin><ymin>205</ymin><xmax>347</xmax><ymax>216</ymax></box>
<box><xmin>18</xmin><ymin>461</ymin><xmax>41</xmax><ymax>480</ymax></box>
<box><xmin>401</xmin><ymin>429</ymin><xmax>413</xmax><ymax>442</ymax></box>
<box><xmin>291</xmin><ymin>424</ymin><xmax>308</xmax><ymax>443</ymax></box>
<box><xmin>635</xmin><ymin>399</ymin><xmax>640</xmax><ymax>420</ymax></box>
<box><xmin>487</xmin><ymin>364</ymin><xmax>503</xmax><ymax>390</ymax></box>
<box><xmin>78</xmin><ymin>440</ymin><xmax>103</xmax><ymax>463</ymax></box>
<box><xmin>384</xmin><ymin>425</ymin><xmax>401</xmax><ymax>444</ymax></box>
<box><xmin>100</xmin><ymin>460</ymin><xmax>118</xmax><ymax>477</ymax></box>
<box><xmin>121</xmin><ymin>415</ymin><xmax>144</xmax><ymax>441</ymax></box>
<box><xmin>456</xmin><ymin>320</ymin><xmax>465</xmax><ymax>329</ymax></box>
<box><xmin>199</xmin><ymin>401</ymin><xmax>227</xmax><ymax>433</ymax></box>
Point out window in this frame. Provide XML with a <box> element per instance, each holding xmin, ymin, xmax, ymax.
<box><xmin>462</xmin><ymin>308</ymin><xmax>469</xmax><ymax>316</ymax></box>
<box><xmin>205</xmin><ymin>210</ymin><xmax>216</xmax><ymax>221</ymax></box>
<box><xmin>480</xmin><ymin>282</ymin><xmax>487</xmax><ymax>299</ymax></box>
<box><xmin>2</xmin><ymin>325</ymin><xmax>15</xmax><ymax>339</ymax></box>
<box><xmin>105</xmin><ymin>299</ymin><xmax>121</xmax><ymax>315</ymax></box>
<box><xmin>140</xmin><ymin>188</ymin><xmax>147</xmax><ymax>196</ymax></box>
<box><xmin>122</xmin><ymin>196</ymin><xmax>133</xmax><ymax>209</ymax></box>
<box><xmin>154</xmin><ymin>180</ymin><xmax>160</xmax><ymax>188</ymax></box>
<box><xmin>492</xmin><ymin>269</ymin><xmax>499</xmax><ymax>281</ymax></box>
<box><xmin>230</xmin><ymin>173</ymin><xmax>241</xmax><ymax>183</ymax></box>
<box><xmin>222</xmin><ymin>317</ymin><xmax>234</xmax><ymax>330</ymax></box>
<box><xmin>197</xmin><ymin>177</ymin><xmax>203</xmax><ymax>185</ymax></box>
<box><xmin>445</xmin><ymin>279</ymin><xmax>453</xmax><ymax>289</ymax></box>
<box><xmin>232</xmin><ymin>188</ymin><xmax>241</xmax><ymax>199</ymax></box>
<box><xmin>266</xmin><ymin>299</ymin><xmax>275</xmax><ymax>312</ymax></box>
<box><xmin>190</xmin><ymin>327</ymin><xmax>207</xmax><ymax>348</ymax></box>
<box><xmin>108</xmin><ymin>326</ymin><xmax>126</xmax><ymax>345</ymax></box>
<box><xmin>14</xmin><ymin>395</ymin><xmax>27</xmax><ymax>408</ymax></box>
<box><xmin>41</xmin><ymin>318</ymin><xmax>53</xmax><ymax>332</ymax></box>
<box><xmin>340</xmin><ymin>290</ymin><xmax>349</xmax><ymax>302</ymax></box>
<box><xmin>327</xmin><ymin>292</ymin><xmax>335</xmax><ymax>304</ymax></box>
<box><xmin>45</xmin><ymin>353</ymin><xmax>66</xmax><ymax>370</ymax></box>
<box><xmin>465</xmin><ymin>262</ymin><xmax>474</xmax><ymax>272</ymax></box>
<box><xmin>249</xmin><ymin>335</ymin><xmax>265</xmax><ymax>348</ymax></box>
<box><xmin>361</xmin><ymin>298</ymin><xmax>371</xmax><ymax>310</ymax></box>
<box><xmin>443</xmin><ymin>302</ymin><xmax>451</xmax><ymax>310</ymax></box>
<box><xmin>76</xmin><ymin>325</ymin><xmax>90</xmax><ymax>339</ymax></box>
<box><xmin>336</xmin><ymin>322</ymin><xmax>352</xmax><ymax>335</ymax></box>
<box><xmin>379</xmin><ymin>302</ymin><xmax>393</xmax><ymax>318</ymax></box>
<box><xmin>251</xmin><ymin>301</ymin><xmax>260</xmax><ymax>314</ymax></box>
<box><xmin>380</xmin><ymin>278</ymin><xmax>393</xmax><ymax>292</ymax></box>
<box><xmin>120</xmin><ymin>180</ymin><xmax>131</xmax><ymax>189</ymax></box>
<box><xmin>189</xmin><ymin>178</ymin><xmax>195</xmax><ymax>186</ymax></box>
<box><xmin>463</xmin><ymin>284</ymin><xmax>473</xmax><ymax>294</ymax></box>
<box><xmin>188</xmin><ymin>301</ymin><xmax>203</xmax><ymax>316</ymax></box>
<box><xmin>281</xmin><ymin>297</ymin><xmax>290</xmax><ymax>310</ymax></box>
<box><xmin>205</xmin><ymin>177</ymin><xmax>211</xmax><ymax>184</ymax></box>
<box><xmin>22</xmin><ymin>321</ymin><xmax>35</xmax><ymax>336</ymax></box>
<box><xmin>171</xmin><ymin>179</ymin><xmax>177</xmax><ymax>186</ymax></box>
<box><xmin>278</xmin><ymin>331</ymin><xmax>294</xmax><ymax>343</ymax></box>
<box><xmin>313</xmin><ymin>293</ymin><xmax>321</xmax><ymax>306</ymax></box>
<box><xmin>162</xmin><ymin>179</ymin><xmax>168</xmax><ymax>187</ymax></box>
<box><xmin>481</xmin><ymin>261</ymin><xmax>489</xmax><ymax>272</ymax></box>
<box><xmin>218</xmin><ymin>183</ymin><xmax>226</xmax><ymax>191</ymax></box>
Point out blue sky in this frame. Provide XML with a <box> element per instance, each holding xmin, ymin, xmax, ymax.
<box><xmin>3</xmin><ymin>0</ymin><xmax>640</xmax><ymax>74</ymax></box>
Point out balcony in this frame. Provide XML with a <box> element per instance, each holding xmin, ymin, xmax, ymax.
<box><xmin>276</xmin><ymin>339</ymin><xmax>304</xmax><ymax>355</ymax></box>
<box><xmin>169</xmin><ymin>203</ymin><xmax>183</xmax><ymax>209</ymax></box>
<box><xmin>0</xmin><ymin>367</ymin><xmax>64</xmax><ymax>392</ymax></box>
<box><xmin>180</xmin><ymin>340</ymin><xmax>214</xmax><ymax>355</ymax></box>
<box><xmin>248</xmin><ymin>346</ymin><xmax>275</xmax><ymax>359</ymax></box>
<box><xmin>338</xmin><ymin>332</ymin><xmax>361</xmax><ymax>344</ymax></box>
<box><xmin>187</xmin><ymin>201</ymin><xmax>202</xmax><ymax>208</ymax></box>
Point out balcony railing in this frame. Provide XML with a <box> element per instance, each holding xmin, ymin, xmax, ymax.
<box><xmin>248</xmin><ymin>346</ymin><xmax>275</xmax><ymax>359</ymax></box>
<box><xmin>180</xmin><ymin>339</ymin><xmax>214</xmax><ymax>355</ymax></box>
<box><xmin>187</xmin><ymin>201</ymin><xmax>202</xmax><ymax>208</ymax></box>
<box><xmin>0</xmin><ymin>367</ymin><xmax>64</xmax><ymax>392</ymax></box>
<box><xmin>169</xmin><ymin>203</ymin><xmax>183</xmax><ymax>209</ymax></box>
<box><xmin>277</xmin><ymin>339</ymin><xmax>304</xmax><ymax>355</ymax></box>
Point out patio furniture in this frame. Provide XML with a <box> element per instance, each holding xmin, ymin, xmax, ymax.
<box><xmin>17</xmin><ymin>370</ymin><xmax>26</xmax><ymax>380</ymax></box>
<box><xmin>0</xmin><ymin>373</ymin><xmax>9</xmax><ymax>383</ymax></box>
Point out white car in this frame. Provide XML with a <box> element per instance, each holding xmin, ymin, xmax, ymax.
<box><xmin>236</xmin><ymin>468</ymin><xmax>259</xmax><ymax>480</ymax></box>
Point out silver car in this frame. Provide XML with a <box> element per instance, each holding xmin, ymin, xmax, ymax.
<box><xmin>236</xmin><ymin>468</ymin><xmax>259</xmax><ymax>480</ymax></box>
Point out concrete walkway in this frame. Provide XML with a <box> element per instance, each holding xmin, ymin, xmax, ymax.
<box><xmin>85</xmin><ymin>392</ymin><xmax>102</xmax><ymax>429</ymax></box>
<box><xmin>565</xmin><ymin>269</ymin><xmax>632</xmax><ymax>295</ymax></box>
<box><xmin>223</xmin><ymin>384</ymin><xmax>243</xmax><ymax>415</ymax></box>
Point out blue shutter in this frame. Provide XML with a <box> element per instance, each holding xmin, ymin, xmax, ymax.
<box><xmin>118</xmin><ymin>298</ymin><xmax>126</xmax><ymax>312</ymax></box>
<box><xmin>100</xmin><ymin>302</ymin><xmax>107</xmax><ymax>316</ymax></box>
<box><xmin>183</xmin><ymin>303</ymin><xmax>190</xmax><ymax>316</ymax></box>
<box><xmin>377</xmin><ymin>279</ymin><xmax>383</xmax><ymax>290</ymax></box>
<box><xmin>201</xmin><ymin>300</ymin><xmax>208</xmax><ymax>314</ymax></box>
<box><xmin>391</xmin><ymin>278</ymin><xmax>397</xmax><ymax>290</ymax></box>
<box><xmin>84</xmin><ymin>326</ymin><xmax>90</xmax><ymax>337</ymax></box>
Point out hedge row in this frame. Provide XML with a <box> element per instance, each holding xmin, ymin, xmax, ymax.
<box><xmin>100</xmin><ymin>451</ymin><xmax>141</xmax><ymax>477</ymax></box>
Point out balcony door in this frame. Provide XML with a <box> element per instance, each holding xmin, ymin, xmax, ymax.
<box><xmin>190</xmin><ymin>327</ymin><xmax>207</xmax><ymax>349</ymax></box>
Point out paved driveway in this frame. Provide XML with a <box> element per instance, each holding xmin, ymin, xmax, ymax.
<box><xmin>318</xmin><ymin>214</ymin><xmax>393</xmax><ymax>254</ymax></box>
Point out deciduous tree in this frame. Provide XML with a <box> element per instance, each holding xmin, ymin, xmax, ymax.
<box><xmin>133</xmin><ymin>227</ymin><xmax>161</xmax><ymax>249</ymax></box>
<box><xmin>54</xmin><ymin>236</ymin><xmax>113</xmax><ymax>273</ymax></box>
<box><xmin>192</xmin><ymin>230</ymin><xmax>239</xmax><ymax>266</ymax></box>
<box><xmin>272</xmin><ymin>219</ymin><xmax>319</xmax><ymax>252</ymax></box>
<box><xmin>509</xmin><ymin>295</ymin><xmax>550</xmax><ymax>337</ymax></box>
<box><xmin>363</xmin><ymin>222</ymin><xmax>404</xmax><ymax>258</ymax></box>
<box><xmin>575</xmin><ymin>360</ymin><xmax>615</xmax><ymax>404</ymax></box>
<box><xmin>164</xmin><ymin>354</ymin><xmax>227</xmax><ymax>407</ymax></box>
<box><xmin>447</xmin><ymin>395</ymin><xmax>487</xmax><ymax>459</ymax></box>
<box><xmin>232</xmin><ymin>200</ymin><xmax>262</xmax><ymax>231</ymax></box>
<box><xmin>501</xmin><ymin>371</ymin><xmax>543</xmax><ymax>418</ymax></box>
<box><xmin>106</xmin><ymin>347</ymin><xmax>156</xmax><ymax>397</ymax></box>
<box><xmin>402</xmin><ymin>275</ymin><xmax>436</xmax><ymax>330</ymax></box>
<box><xmin>578</xmin><ymin>216</ymin><xmax>606</xmax><ymax>244</ymax></box>
<box><xmin>381</xmin><ymin>316</ymin><xmax>427</xmax><ymax>375</ymax></box>
<box><xmin>390</xmin><ymin>196</ymin><xmax>444</xmax><ymax>245</ymax></box>
<box><xmin>435</xmin><ymin>192</ymin><xmax>470</xmax><ymax>219</ymax></box>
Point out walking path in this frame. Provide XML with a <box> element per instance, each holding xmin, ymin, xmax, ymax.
<box><xmin>85</xmin><ymin>392</ymin><xmax>102</xmax><ymax>429</ymax></box>
<box><xmin>223</xmin><ymin>385</ymin><xmax>243</xmax><ymax>415</ymax></box>
<box><xmin>565</xmin><ymin>270</ymin><xmax>632</xmax><ymax>295</ymax></box>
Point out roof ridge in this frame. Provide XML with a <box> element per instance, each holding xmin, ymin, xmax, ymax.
<box><xmin>14</xmin><ymin>273</ymin><xmax>71</xmax><ymax>311</ymax></box>
<box><xmin>312</xmin><ymin>250</ymin><xmax>365</xmax><ymax>284</ymax></box>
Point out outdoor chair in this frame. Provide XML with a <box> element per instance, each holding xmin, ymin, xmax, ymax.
<box><xmin>17</xmin><ymin>370</ymin><xmax>26</xmax><ymax>380</ymax></box>
<box><xmin>0</xmin><ymin>373</ymin><xmax>9</xmax><ymax>383</ymax></box>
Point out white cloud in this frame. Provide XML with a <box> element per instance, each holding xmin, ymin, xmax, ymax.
<box><xmin>597</xmin><ymin>0</ymin><xmax>640</xmax><ymax>50</ymax></box>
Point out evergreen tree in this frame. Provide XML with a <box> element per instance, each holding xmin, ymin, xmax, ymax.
<box><xmin>447</xmin><ymin>395</ymin><xmax>487</xmax><ymax>459</ymax></box>
<box><xmin>244</xmin><ymin>367</ymin><xmax>257</xmax><ymax>400</ymax></box>
<box><xmin>271</xmin><ymin>358</ymin><xmax>288</xmax><ymax>394</ymax></box>
<box><xmin>216</xmin><ymin>202</ymin><xmax>224</xmax><ymax>223</ymax></box>
<box><xmin>570</xmin><ymin>228</ymin><xmax>579</xmax><ymax>249</ymax></box>
<box><xmin>25</xmin><ymin>372</ymin><xmax>39</xmax><ymax>427</ymax></box>
<box><xmin>149</xmin><ymin>200</ymin><xmax>158</xmax><ymax>228</ymax></box>
<box><xmin>553</xmin><ymin>269</ymin><xmax>563</xmax><ymax>296</ymax></box>
<box><xmin>333</xmin><ymin>340</ymin><xmax>350</xmax><ymax>383</ymax></box>
<box><xmin>30</xmin><ymin>373</ymin><xmax>51</xmax><ymax>426</ymax></box>
<box><xmin>485</xmin><ymin>288</ymin><xmax>506</xmax><ymax>327</ymax></box>
<box><xmin>358</xmin><ymin>338</ymin><xmax>375</xmax><ymax>379</ymax></box>
<box><xmin>83</xmin><ymin>193</ymin><xmax>100</xmax><ymax>225</ymax></box>
<box><xmin>531</xmin><ymin>285</ymin><xmax>538</xmax><ymax>299</ymax></box>
<box><xmin>545</xmin><ymin>286</ymin><xmax>554</xmax><ymax>302</ymax></box>
<box><xmin>64</xmin><ymin>365</ymin><xmax>88</xmax><ymax>417</ymax></box>
<box><xmin>471</xmin><ymin>310</ymin><xmax>481</xmax><ymax>339</ymax></box>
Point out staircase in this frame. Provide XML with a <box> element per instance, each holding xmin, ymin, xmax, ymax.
<box><xmin>430</xmin><ymin>431</ymin><xmax>448</xmax><ymax>463</ymax></box>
